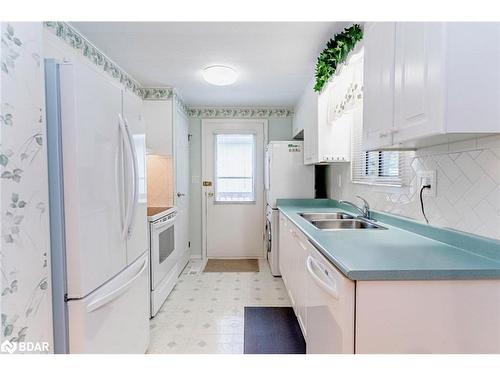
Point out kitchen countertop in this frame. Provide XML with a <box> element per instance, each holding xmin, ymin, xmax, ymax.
<box><xmin>277</xmin><ymin>199</ymin><xmax>500</xmax><ymax>281</ymax></box>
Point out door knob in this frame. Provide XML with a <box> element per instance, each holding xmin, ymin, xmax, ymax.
<box><xmin>177</xmin><ymin>192</ymin><xmax>186</xmax><ymax>197</ymax></box>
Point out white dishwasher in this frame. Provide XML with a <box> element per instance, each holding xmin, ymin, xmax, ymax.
<box><xmin>305</xmin><ymin>243</ymin><xmax>356</xmax><ymax>353</ymax></box>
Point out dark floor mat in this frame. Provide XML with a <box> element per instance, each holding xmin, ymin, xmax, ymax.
<box><xmin>244</xmin><ymin>307</ymin><xmax>306</xmax><ymax>354</ymax></box>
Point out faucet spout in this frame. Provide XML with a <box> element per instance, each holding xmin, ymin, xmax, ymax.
<box><xmin>339</xmin><ymin>196</ymin><xmax>372</xmax><ymax>220</ymax></box>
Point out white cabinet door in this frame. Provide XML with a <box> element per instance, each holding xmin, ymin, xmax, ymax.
<box><xmin>362</xmin><ymin>22</ymin><xmax>396</xmax><ymax>150</ymax></box>
<box><xmin>60</xmin><ymin>62</ymin><xmax>126</xmax><ymax>298</ymax></box>
<box><xmin>278</xmin><ymin>213</ymin><xmax>293</xmax><ymax>305</ymax></box>
<box><xmin>393</xmin><ymin>22</ymin><xmax>445</xmax><ymax>144</ymax></box>
<box><xmin>292</xmin><ymin>228</ymin><xmax>309</xmax><ymax>338</ymax></box>
<box><xmin>122</xmin><ymin>89</ymin><xmax>148</xmax><ymax>264</ymax></box>
<box><xmin>296</xmin><ymin>78</ymin><xmax>318</xmax><ymax>164</ymax></box>
<box><xmin>173</xmin><ymin>104</ymin><xmax>190</xmax><ymax>271</ymax></box>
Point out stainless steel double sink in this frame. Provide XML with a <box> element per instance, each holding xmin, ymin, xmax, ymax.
<box><xmin>299</xmin><ymin>212</ymin><xmax>387</xmax><ymax>231</ymax></box>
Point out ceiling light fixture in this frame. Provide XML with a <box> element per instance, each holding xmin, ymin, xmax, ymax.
<box><xmin>203</xmin><ymin>65</ymin><xmax>238</xmax><ymax>86</ymax></box>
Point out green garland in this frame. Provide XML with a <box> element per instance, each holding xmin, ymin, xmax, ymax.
<box><xmin>314</xmin><ymin>24</ymin><xmax>363</xmax><ymax>92</ymax></box>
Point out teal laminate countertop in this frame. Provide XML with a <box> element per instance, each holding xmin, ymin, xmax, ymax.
<box><xmin>277</xmin><ymin>199</ymin><xmax>500</xmax><ymax>281</ymax></box>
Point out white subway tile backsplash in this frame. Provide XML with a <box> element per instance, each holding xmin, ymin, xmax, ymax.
<box><xmin>436</xmin><ymin>154</ymin><xmax>462</xmax><ymax>182</ymax></box>
<box><xmin>328</xmin><ymin>135</ymin><xmax>500</xmax><ymax>240</ymax></box>
<box><xmin>476</xmin><ymin>150</ymin><xmax>500</xmax><ymax>185</ymax></box>
<box><xmin>456</xmin><ymin>152</ymin><xmax>483</xmax><ymax>183</ymax></box>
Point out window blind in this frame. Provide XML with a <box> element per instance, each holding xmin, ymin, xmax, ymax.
<box><xmin>351</xmin><ymin>110</ymin><xmax>410</xmax><ymax>186</ymax></box>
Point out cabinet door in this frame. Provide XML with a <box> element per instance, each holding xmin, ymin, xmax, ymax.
<box><xmin>122</xmin><ymin>89</ymin><xmax>148</xmax><ymax>264</ymax></box>
<box><xmin>293</xmin><ymin>229</ymin><xmax>309</xmax><ymax>338</ymax></box>
<box><xmin>278</xmin><ymin>213</ymin><xmax>292</xmax><ymax>303</ymax></box>
<box><xmin>362</xmin><ymin>22</ymin><xmax>396</xmax><ymax>150</ymax></box>
<box><xmin>297</xmin><ymin>78</ymin><xmax>318</xmax><ymax>165</ymax></box>
<box><xmin>393</xmin><ymin>22</ymin><xmax>445</xmax><ymax>144</ymax></box>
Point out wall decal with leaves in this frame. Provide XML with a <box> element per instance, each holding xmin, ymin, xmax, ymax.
<box><xmin>1</xmin><ymin>22</ymin><xmax>52</xmax><ymax>353</ymax></box>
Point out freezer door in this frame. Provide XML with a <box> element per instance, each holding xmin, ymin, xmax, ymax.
<box><xmin>266</xmin><ymin>142</ymin><xmax>315</xmax><ymax>208</ymax></box>
<box><xmin>59</xmin><ymin>62</ymin><xmax>127</xmax><ymax>298</ymax></box>
<box><xmin>67</xmin><ymin>252</ymin><xmax>150</xmax><ymax>353</ymax></box>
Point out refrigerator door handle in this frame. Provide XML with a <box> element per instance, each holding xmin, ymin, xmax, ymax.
<box><xmin>118</xmin><ymin>114</ymin><xmax>134</xmax><ymax>240</ymax></box>
<box><xmin>123</xmin><ymin>116</ymin><xmax>138</xmax><ymax>237</ymax></box>
<box><xmin>86</xmin><ymin>256</ymin><xmax>148</xmax><ymax>313</ymax></box>
<box><xmin>265</xmin><ymin>150</ymin><xmax>271</xmax><ymax>191</ymax></box>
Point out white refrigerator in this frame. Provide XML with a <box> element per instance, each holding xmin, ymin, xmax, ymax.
<box><xmin>264</xmin><ymin>141</ymin><xmax>314</xmax><ymax>276</ymax></box>
<box><xmin>45</xmin><ymin>59</ymin><xmax>149</xmax><ymax>353</ymax></box>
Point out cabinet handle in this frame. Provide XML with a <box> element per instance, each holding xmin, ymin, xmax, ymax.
<box><xmin>379</xmin><ymin>132</ymin><xmax>389</xmax><ymax>138</ymax></box>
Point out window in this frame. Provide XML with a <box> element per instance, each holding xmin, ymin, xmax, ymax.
<box><xmin>365</xmin><ymin>151</ymin><xmax>400</xmax><ymax>178</ymax></box>
<box><xmin>351</xmin><ymin>108</ymin><xmax>407</xmax><ymax>186</ymax></box>
<box><xmin>214</xmin><ymin>133</ymin><xmax>255</xmax><ymax>202</ymax></box>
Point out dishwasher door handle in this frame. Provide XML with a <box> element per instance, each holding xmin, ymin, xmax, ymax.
<box><xmin>306</xmin><ymin>256</ymin><xmax>339</xmax><ymax>300</ymax></box>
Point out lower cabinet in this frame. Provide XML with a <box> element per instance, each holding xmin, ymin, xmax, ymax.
<box><xmin>278</xmin><ymin>212</ymin><xmax>500</xmax><ymax>354</ymax></box>
<box><xmin>278</xmin><ymin>213</ymin><xmax>308</xmax><ymax>336</ymax></box>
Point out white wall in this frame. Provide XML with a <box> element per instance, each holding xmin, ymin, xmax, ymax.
<box><xmin>327</xmin><ymin>135</ymin><xmax>500</xmax><ymax>240</ymax></box>
<box><xmin>1</xmin><ymin>22</ymin><xmax>53</xmax><ymax>352</ymax></box>
<box><xmin>188</xmin><ymin>116</ymin><xmax>293</xmax><ymax>258</ymax></box>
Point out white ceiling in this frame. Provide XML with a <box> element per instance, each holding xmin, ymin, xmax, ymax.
<box><xmin>70</xmin><ymin>22</ymin><xmax>348</xmax><ymax>107</ymax></box>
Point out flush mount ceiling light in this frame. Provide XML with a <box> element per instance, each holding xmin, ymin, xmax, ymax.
<box><xmin>203</xmin><ymin>65</ymin><xmax>238</xmax><ymax>86</ymax></box>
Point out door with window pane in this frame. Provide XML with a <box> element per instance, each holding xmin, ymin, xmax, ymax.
<box><xmin>202</xmin><ymin>120</ymin><xmax>265</xmax><ymax>258</ymax></box>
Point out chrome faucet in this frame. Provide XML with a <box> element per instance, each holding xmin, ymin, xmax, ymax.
<box><xmin>339</xmin><ymin>195</ymin><xmax>372</xmax><ymax>220</ymax></box>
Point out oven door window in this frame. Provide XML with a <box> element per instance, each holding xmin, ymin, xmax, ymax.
<box><xmin>158</xmin><ymin>225</ymin><xmax>175</xmax><ymax>264</ymax></box>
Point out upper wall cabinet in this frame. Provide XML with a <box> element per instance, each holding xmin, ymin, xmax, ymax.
<box><xmin>363</xmin><ymin>22</ymin><xmax>500</xmax><ymax>150</ymax></box>
<box><xmin>294</xmin><ymin>78</ymin><xmax>317</xmax><ymax>141</ymax></box>
<box><xmin>362</xmin><ymin>22</ymin><xmax>396</xmax><ymax>150</ymax></box>
<box><xmin>143</xmin><ymin>100</ymin><xmax>174</xmax><ymax>155</ymax></box>
<box><xmin>303</xmin><ymin>47</ymin><xmax>363</xmax><ymax>165</ymax></box>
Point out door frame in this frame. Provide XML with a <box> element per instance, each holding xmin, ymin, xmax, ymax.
<box><xmin>201</xmin><ymin>118</ymin><xmax>268</xmax><ymax>262</ymax></box>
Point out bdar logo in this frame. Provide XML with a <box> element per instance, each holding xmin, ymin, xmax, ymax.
<box><xmin>1</xmin><ymin>340</ymin><xmax>17</xmax><ymax>354</ymax></box>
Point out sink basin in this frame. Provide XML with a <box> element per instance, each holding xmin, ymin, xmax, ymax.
<box><xmin>310</xmin><ymin>219</ymin><xmax>387</xmax><ymax>230</ymax></box>
<box><xmin>299</xmin><ymin>212</ymin><xmax>354</xmax><ymax>221</ymax></box>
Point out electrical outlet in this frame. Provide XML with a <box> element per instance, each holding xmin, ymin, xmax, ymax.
<box><xmin>417</xmin><ymin>170</ymin><xmax>436</xmax><ymax>197</ymax></box>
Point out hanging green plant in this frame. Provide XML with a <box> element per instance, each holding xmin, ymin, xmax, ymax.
<box><xmin>314</xmin><ymin>24</ymin><xmax>363</xmax><ymax>92</ymax></box>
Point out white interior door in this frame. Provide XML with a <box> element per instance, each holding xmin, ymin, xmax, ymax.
<box><xmin>202</xmin><ymin>120</ymin><xmax>265</xmax><ymax>258</ymax></box>
<box><xmin>174</xmin><ymin>105</ymin><xmax>190</xmax><ymax>269</ymax></box>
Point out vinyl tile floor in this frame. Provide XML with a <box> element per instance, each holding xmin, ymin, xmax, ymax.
<box><xmin>147</xmin><ymin>259</ymin><xmax>291</xmax><ymax>354</ymax></box>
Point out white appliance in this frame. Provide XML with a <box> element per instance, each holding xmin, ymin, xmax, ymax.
<box><xmin>46</xmin><ymin>59</ymin><xmax>149</xmax><ymax>353</ymax></box>
<box><xmin>264</xmin><ymin>141</ymin><xmax>314</xmax><ymax>276</ymax></box>
<box><xmin>305</xmin><ymin>247</ymin><xmax>355</xmax><ymax>353</ymax></box>
<box><xmin>148</xmin><ymin>207</ymin><xmax>178</xmax><ymax>317</ymax></box>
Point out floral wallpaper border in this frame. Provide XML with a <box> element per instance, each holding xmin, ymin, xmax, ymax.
<box><xmin>44</xmin><ymin>21</ymin><xmax>144</xmax><ymax>98</ymax></box>
<box><xmin>43</xmin><ymin>22</ymin><xmax>293</xmax><ymax>119</ymax></box>
<box><xmin>187</xmin><ymin>107</ymin><xmax>293</xmax><ymax>118</ymax></box>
